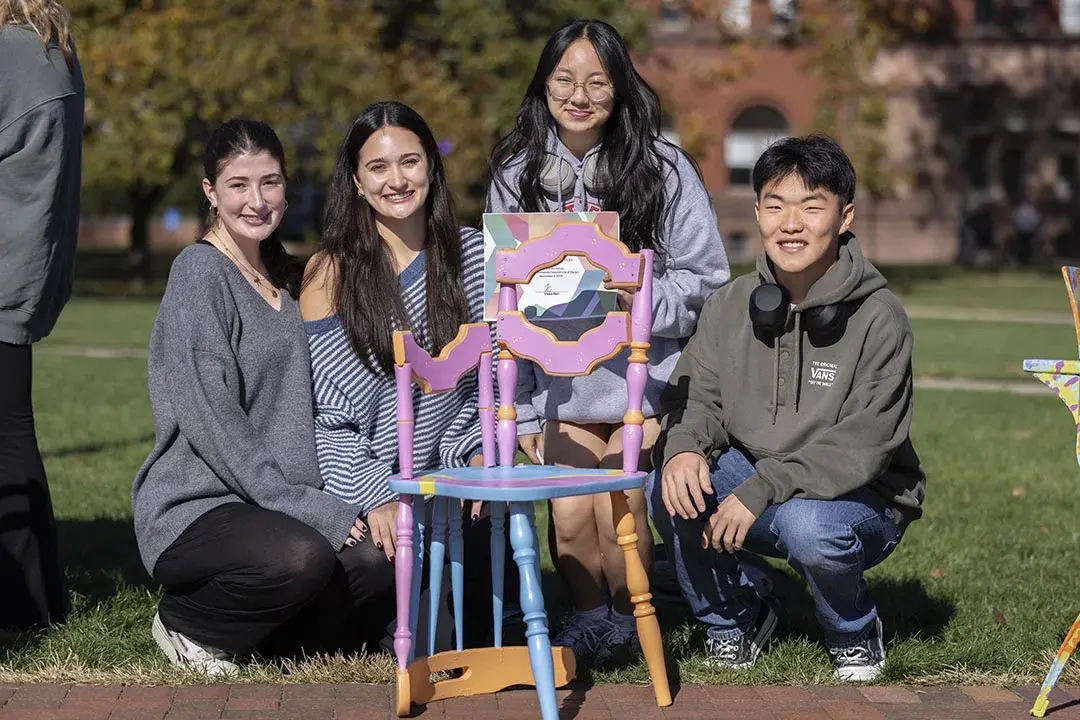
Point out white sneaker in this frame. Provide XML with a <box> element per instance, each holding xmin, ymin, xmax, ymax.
<box><xmin>828</xmin><ymin>617</ymin><xmax>886</xmax><ymax>682</ymax></box>
<box><xmin>152</xmin><ymin>612</ymin><xmax>239</xmax><ymax>677</ymax></box>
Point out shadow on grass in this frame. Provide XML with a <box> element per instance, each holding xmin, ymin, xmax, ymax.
<box><xmin>42</xmin><ymin>434</ymin><xmax>156</xmax><ymax>460</ymax></box>
<box><xmin>647</xmin><ymin>544</ymin><xmax>955</xmax><ymax>656</ymax></box>
<box><xmin>58</xmin><ymin>517</ymin><xmax>153</xmax><ymax>607</ymax></box>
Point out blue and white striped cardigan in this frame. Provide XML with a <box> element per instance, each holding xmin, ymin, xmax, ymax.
<box><xmin>305</xmin><ymin>228</ymin><xmax>489</xmax><ymax>515</ymax></box>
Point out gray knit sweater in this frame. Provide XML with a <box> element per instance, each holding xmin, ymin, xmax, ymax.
<box><xmin>131</xmin><ymin>243</ymin><xmax>360</xmax><ymax>573</ymax></box>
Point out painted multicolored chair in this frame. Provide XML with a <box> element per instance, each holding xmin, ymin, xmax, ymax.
<box><xmin>1023</xmin><ymin>266</ymin><xmax>1080</xmax><ymax>718</ymax></box>
<box><xmin>386</xmin><ymin>221</ymin><xmax>671</xmax><ymax>719</ymax></box>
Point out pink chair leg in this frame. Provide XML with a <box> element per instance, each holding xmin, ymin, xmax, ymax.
<box><xmin>393</xmin><ymin>496</ymin><xmax>415</xmax><ymax>671</ymax></box>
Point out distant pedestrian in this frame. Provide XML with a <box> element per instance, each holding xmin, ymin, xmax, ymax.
<box><xmin>0</xmin><ymin>0</ymin><xmax>84</xmax><ymax>633</ymax></box>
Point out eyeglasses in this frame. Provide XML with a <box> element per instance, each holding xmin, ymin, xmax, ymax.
<box><xmin>546</xmin><ymin>76</ymin><xmax>615</xmax><ymax>103</ymax></box>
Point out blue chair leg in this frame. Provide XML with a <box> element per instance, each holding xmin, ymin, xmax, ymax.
<box><xmin>509</xmin><ymin>501</ymin><xmax>558</xmax><ymax>720</ymax></box>
<box><xmin>408</xmin><ymin>502</ymin><xmax>424</xmax><ymax>664</ymax></box>
<box><xmin>427</xmin><ymin>497</ymin><xmax>448</xmax><ymax>657</ymax></box>
<box><xmin>490</xmin><ymin>501</ymin><xmax>506</xmax><ymax>648</ymax></box>
<box><xmin>449</xmin><ymin>501</ymin><xmax>465</xmax><ymax>652</ymax></box>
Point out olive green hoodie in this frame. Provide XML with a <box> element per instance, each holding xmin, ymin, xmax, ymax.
<box><xmin>654</xmin><ymin>234</ymin><xmax>925</xmax><ymax>528</ymax></box>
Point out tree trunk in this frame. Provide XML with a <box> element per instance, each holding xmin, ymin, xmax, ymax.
<box><xmin>128</xmin><ymin>182</ymin><xmax>164</xmax><ymax>286</ymax></box>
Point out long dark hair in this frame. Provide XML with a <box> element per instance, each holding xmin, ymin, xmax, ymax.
<box><xmin>199</xmin><ymin>118</ymin><xmax>302</xmax><ymax>297</ymax></box>
<box><xmin>489</xmin><ymin>19</ymin><xmax>702</xmax><ymax>254</ymax></box>
<box><xmin>309</xmin><ymin>101</ymin><xmax>468</xmax><ymax>374</ymax></box>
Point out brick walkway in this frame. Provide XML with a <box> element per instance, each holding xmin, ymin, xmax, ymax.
<box><xmin>0</xmin><ymin>683</ymin><xmax>1078</xmax><ymax>719</ymax></box>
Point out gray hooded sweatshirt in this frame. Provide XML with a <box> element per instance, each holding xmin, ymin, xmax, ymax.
<box><xmin>487</xmin><ymin>132</ymin><xmax>730</xmax><ymax>433</ymax></box>
<box><xmin>0</xmin><ymin>26</ymin><xmax>84</xmax><ymax>345</ymax></box>
<box><xmin>654</xmin><ymin>234</ymin><xmax>925</xmax><ymax>528</ymax></box>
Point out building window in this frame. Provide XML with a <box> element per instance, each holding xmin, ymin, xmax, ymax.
<box><xmin>1008</xmin><ymin>0</ymin><xmax>1033</xmax><ymax>31</ymax></box>
<box><xmin>1063</xmin><ymin>0</ymin><xmax>1080</xmax><ymax>34</ymax></box>
<box><xmin>724</xmin><ymin>0</ymin><xmax>752</xmax><ymax>32</ymax></box>
<box><xmin>725</xmin><ymin>105</ymin><xmax>789</xmax><ymax>187</ymax></box>
<box><xmin>975</xmin><ymin>0</ymin><xmax>996</xmax><ymax>25</ymax></box>
<box><xmin>659</xmin><ymin>0</ymin><xmax>691</xmax><ymax>33</ymax></box>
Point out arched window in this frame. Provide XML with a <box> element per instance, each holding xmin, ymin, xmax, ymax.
<box><xmin>725</xmin><ymin>105</ymin><xmax>789</xmax><ymax>187</ymax></box>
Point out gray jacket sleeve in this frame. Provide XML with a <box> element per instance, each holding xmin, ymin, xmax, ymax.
<box><xmin>653</xmin><ymin>293</ymin><xmax>732</xmax><ymax>470</ymax></box>
<box><xmin>160</xmin><ymin>276</ymin><xmax>359</xmax><ymax>550</ymax></box>
<box><xmin>0</xmin><ymin>98</ymin><xmax>78</xmax><ymax>344</ymax></box>
<box><xmin>651</xmin><ymin>152</ymin><xmax>730</xmax><ymax>339</ymax></box>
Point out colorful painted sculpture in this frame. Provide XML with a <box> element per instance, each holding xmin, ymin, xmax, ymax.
<box><xmin>1023</xmin><ymin>266</ymin><xmax>1080</xmax><ymax>718</ymax></box>
<box><xmin>386</xmin><ymin>221</ymin><xmax>671</xmax><ymax>718</ymax></box>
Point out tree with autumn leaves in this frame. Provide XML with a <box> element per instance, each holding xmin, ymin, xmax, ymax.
<box><xmin>72</xmin><ymin>0</ymin><xmax>647</xmax><ymax>278</ymax></box>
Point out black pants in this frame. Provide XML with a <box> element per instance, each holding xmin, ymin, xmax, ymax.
<box><xmin>0</xmin><ymin>342</ymin><xmax>68</xmax><ymax>631</ymax></box>
<box><xmin>154</xmin><ymin>500</ymin><xmax>519</xmax><ymax>656</ymax></box>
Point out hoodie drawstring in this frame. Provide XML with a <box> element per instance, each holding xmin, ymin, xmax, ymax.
<box><xmin>793</xmin><ymin>311</ymin><xmax>803</xmax><ymax>413</ymax></box>
<box><xmin>556</xmin><ymin>154</ymin><xmax>565</xmax><ymax>209</ymax></box>
<box><xmin>771</xmin><ymin>335</ymin><xmax>780</xmax><ymax>424</ymax></box>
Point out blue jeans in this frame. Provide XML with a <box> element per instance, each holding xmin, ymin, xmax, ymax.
<box><xmin>646</xmin><ymin>448</ymin><xmax>901</xmax><ymax>646</ymax></box>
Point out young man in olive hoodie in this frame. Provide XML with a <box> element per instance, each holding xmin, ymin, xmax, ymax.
<box><xmin>647</xmin><ymin>136</ymin><xmax>925</xmax><ymax>682</ymax></box>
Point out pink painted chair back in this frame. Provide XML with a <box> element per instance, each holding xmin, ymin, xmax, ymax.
<box><xmin>493</xmin><ymin>220</ymin><xmax>655</xmax><ymax>472</ymax></box>
<box><xmin>391</xmin><ymin>322</ymin><xmax>497</xmax><ymax>477</ymax></box>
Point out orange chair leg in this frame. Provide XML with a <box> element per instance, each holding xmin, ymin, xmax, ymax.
<box><xmin>611</xmin><ymin>489</ymin><xmax>672</xmax><ymax>707</ymax></box>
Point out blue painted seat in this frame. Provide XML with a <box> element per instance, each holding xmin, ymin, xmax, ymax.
<box><xmin>390</xmin><ymin>466</ymin><xmax>646</xmax><ymax>502</ymax></box>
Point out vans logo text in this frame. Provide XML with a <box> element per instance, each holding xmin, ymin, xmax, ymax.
<box><xmin>808</xmin><ymin>361</ymin><xmax>838</xmax><ymax>388</ymax></box>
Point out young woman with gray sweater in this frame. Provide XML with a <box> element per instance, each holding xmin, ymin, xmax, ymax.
<box><xmin>132</xmin><ymin>120</ymin><xmax>380</xmax><ymax>676</ymax></box>
<box><xmin>487</xmin><ymin>20</ymin><xmax>730</xmax><ymax>666</ymax></box>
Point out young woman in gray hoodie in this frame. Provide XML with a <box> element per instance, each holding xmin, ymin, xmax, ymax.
<box><xmin>487</xmin><ymin>19</ymin><xmax>730</xmax><ymax>666</ymax></box>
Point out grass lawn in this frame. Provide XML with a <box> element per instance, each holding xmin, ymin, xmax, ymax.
<box><xmin>890</xmin><ymin>267</ymin><xmax>1071</xmax><ymax>313</ymax></box>
<box><xmin>5</xmin><ymin>271</ymin><xmax>1080</xmax><ymax>687</ymax></box>
<box><xmin>911</xmin><ymin>318</ymin><xmax>1077</xmax><ymax>381</ymax></box>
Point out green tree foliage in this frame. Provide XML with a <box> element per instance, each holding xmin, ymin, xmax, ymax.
<box><xmin>72</xmin><ymin>1</ymin><xmax>649</xmax><ymax>276</ymax></box>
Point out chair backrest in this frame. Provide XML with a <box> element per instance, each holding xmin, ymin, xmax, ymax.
<box><xmin>392</xmin><ymin>323</ymin><xmax>496</xmax><ymax>479</ymax></box>
<box><xmin>1063</xmin><ymin>267</ymin><xmax>1080</xmax><ymax>357</ymax></box>
<box><xmin>493</xmin><ymin>219</ymin><xmax>654</xmax><ymax>472</ymax></box>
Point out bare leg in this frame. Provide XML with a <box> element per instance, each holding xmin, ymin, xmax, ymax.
<box><xmin>595</xmin><ymin>418</ymin><xmax>660</xmax><ymax>615</ymax></box>
<box><xmin>544</xmin><ymin>420</ymin><xmax>610</xmax><ymax>611</ymax></box>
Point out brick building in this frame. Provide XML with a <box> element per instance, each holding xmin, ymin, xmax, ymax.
<box><xmin>636</xmin><ymin>0</ymin><xmax>1080</xmax><ymax>265</ymax></box>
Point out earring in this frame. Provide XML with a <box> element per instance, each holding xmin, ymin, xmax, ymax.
<box><xmin>284</xmin><ymin>200</ymin><xmax>289</xmax><ymax>211</ymax></box>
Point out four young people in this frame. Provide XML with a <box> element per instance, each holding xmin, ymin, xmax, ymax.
<box><xmin>131</xmin><ymin>18</ymin><xmax>923</xmax><ymax>682</ymax></box>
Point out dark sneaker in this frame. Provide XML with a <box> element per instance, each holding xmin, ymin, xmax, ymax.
<box><xmin>828</xmin><ymin>617</ymin><xmax>886</xmax><ymax>682</ymax></box>
<box><xmin>703</xmin><ymin>602</ymin><xmax>778</xmax><ymax>670</ymax></box>
<box><xmin>592</xmin><ymin>620</ymin><xmax>642</xmax><ymax>669</ymax></box>
<box><xmin>552</xmin><ymin>611</ymin><xmax>611</xmax><ymax>665</ymax></box>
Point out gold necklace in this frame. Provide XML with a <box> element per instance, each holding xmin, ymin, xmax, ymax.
<box><xmin>210</xmin><ymin>229</ymin><xmax>279</xmax><ymax>299</ymax></box>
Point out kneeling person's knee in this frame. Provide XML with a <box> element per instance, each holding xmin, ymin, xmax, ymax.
<box><xmin>773</xmin><ymin>504</ymin><xmax>860</xmax><ymax>571</ymax></box>
<box><xmin>257</xmin><ymin>531</ymin><xmax>338</xmax><ymax>605</ymax></box>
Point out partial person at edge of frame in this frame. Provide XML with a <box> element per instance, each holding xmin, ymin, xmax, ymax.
<box><xmin>0</xmin><ymin>0</ymin><xmax>84</xmax><ymax>635</ymax></box>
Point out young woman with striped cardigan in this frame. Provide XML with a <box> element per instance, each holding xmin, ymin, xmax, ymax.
<box><xmin>299</xmin><ymin>101</ymin><xmax>514</xmax><ymax>649</ymax></box>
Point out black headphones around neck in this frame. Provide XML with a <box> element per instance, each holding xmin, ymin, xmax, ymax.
<box><xmin>749</xmin><ymin>283</ymin><xmax>847</xmax><ymax>345</ymax></box>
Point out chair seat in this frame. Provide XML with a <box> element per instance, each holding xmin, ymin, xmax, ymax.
<box><xmin>1024</xmin><ymin>359</ymin><xmax>1080</xmax><ymax>375</ymax></box>
<box><xmin>388</xmin><ymin>465</ymin><xmax>647</xmax><ymax>502</ymax></box>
